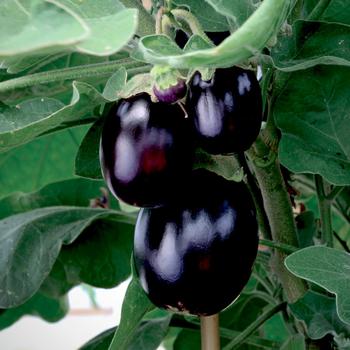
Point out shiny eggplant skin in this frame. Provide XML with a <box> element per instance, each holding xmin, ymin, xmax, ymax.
<box><xmin>133</xmin><ymin>169</ymin><xmax>258</xmax><ymax>316</ymax></box>
<box><xmin>187</xmin><ymin>67</ymin><xmax>262</xmax><ymax>154</ymax></box>
<box><xmin>100</xmin><ymin>93</ymin><xmax>192</xmax><ymax>208</ymax></box>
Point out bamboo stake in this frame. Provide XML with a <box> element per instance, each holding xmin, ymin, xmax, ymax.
<box><xmin>200</xmin><ymin>314</ymin><xmax>220</xmax><ymax>350</ymax></box>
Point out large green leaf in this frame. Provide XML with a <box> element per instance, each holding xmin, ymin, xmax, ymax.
<box><xmin>0</xmin><ymin>177</ymin><xmax>119</xmax><ymax>219</ymax></box>
<box><xmin>271</xmin><ymin>21</ymin><xmax>350</xmax><ymax>71</ymax></box>
<box><xmin>108</xmin><ymin>277</ymin><xmax>155</xmax><ymax>350</ymax></box>
<box><xmin>285</xmin><ymin>246</ymin><xmax>350</xmax><ymax>325</ymax></box>
<box><xmin>0</xmin><ymin>206</ymin><xmax>134</xmax><ymax>308</ymax></box>
<box><xmin>274</xmin><ymin>66</ymin><xmax>350</xmax><ymax>185</ymax></box>
<box><xmin>133</xmin><ymin>0</ymin><xmax>290</xmax><ymax>68</ymax></box>
<box><xmin>0</xmin><ymin>81</ymin><xmax>105</xmax><ymax>152</ymax></box>
<box><xmin>173</xmin><ymin>0</ymin><xmax>230</xmax><ymax>32</ymax></box>
<box><xmin>40</xmin><ymin>219</ymin><xmax>134</xmax><ymax>297</ymax></box>
<box><xmin>0</xmin><ymin>0</ymin><xmax>88</xmax><ymax>59</ymax></box>
<box><xmin>321</xmin><ymin>0</ymin><xmax>350</xmax><ymax>26</ymax></box>
<box><xmin>0</xmin><ymin>126</ymin><xmax>88</xmax><ymax>199</ymax></box>
<box><xmin>0</xmin><ymin>292</ymin><xmax>68</xmax><ymax>331</ymax></box>
<box><xmin>57</xmin><ymin>0</ymin><xmax>138</xmax><ymax>56</ymax></box>
<box><xmin>289</xmin><ymin>290</ymin><xmax>350</xmax><ymax>340</ymax></box>
<box><xmin>205</xmin><ymin>0</ymin><xmax>256</xmax><ymax>30</ymax></box>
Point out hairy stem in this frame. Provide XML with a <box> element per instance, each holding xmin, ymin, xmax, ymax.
<box><xmin>247</xmin><ymin>137</ymin><xmax>307</xmax><ymax>302</ymax></box>
<box><xmin>315</xmin><ymin>174</ymin><xmax>333</xmax><ymax>247</ymax></box>
<box><xmin>171</xmin><ymin>9</ymin><xmax>212</xmax><ymax>43</ymax></box>
<box><xmin>222</xmin><ymin>302</ymin><xmax>287</xmax><ymax>350</ymax></box>
<box><xmin>0</xmin><ymin>60</ymin><xmax>150</xmax><ymax>93</ymax></box>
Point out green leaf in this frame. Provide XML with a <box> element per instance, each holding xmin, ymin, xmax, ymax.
<box><xmin>58</xmin><ymin>0</ymin><xmax>138</xmax><ymax>56</ymax></box>
<box><xmin>0</xmin><ymin>0</ymin><xmax>88</xmax><ymax>59</ymax></box>
<box><xmin>117</xmin><ymin>73</ymin><xmax>153</xmax><ymax>99</ymax></box>
<box><xmin>0</xmin><ymin>177</ymin><xmax>119</xmax><ymax>219</ymax></box>
<box><xmin>193</xmin><ymin>150</ymin><xmax>242</xmax><ymax>182</ymax></box>
<box><xmin>205</xmin><ymin>0</ymin><xmax>256</xmax><ymax>30</ymax></box>
<box><xmin>80</xmin><ymin>315</ymin><xmax>171</xmax><ymax>350</ymax></box>
<box><xmin>133</xmin><ymin>0</ymin><xmax>290</xmax><ymax>68</ymax></box>
<box><xmin>0</xmin><ymin>125</ymin><xmax>88</xmax><ymax>199</ymax></box>
<box><xmin>271</xmin><ymin>21</ymin><xmax>350</xmax><ymax>71</ymax></box>
<box><xmin>321</xmin><ymin>0</ymin><xmax>350</xmax><ymax>26</ymax></box>
<box><xmin>184</xmin><ymin>35</ymin><xmax>214</xmax><ymax>52</ymax></box>
<box><xmin>274</xmin><ymin>66</ymin><xmax>350</xmax><ymax>186</ymax></box>
<box><xmin>103</xmin><ymin>68</ymin><xmax>127</xmax><ymax>101</ymax></box>
<box><xmin>289</xmin><ymin>290</ymin><xmax>350</xmax><ymax>340</ymax></box>
<box><xmin>41</xmin><ymin>219</ymin><xmax>134</xmax><ymax>297</ymax></box>
<box><xmin>0</xmin><ymin>206</ymin><xmax>134</xmax><ymax>308</ymax></box>
<box><xmin>0</xmin><ymin>292</ymin><xmax>68</xmax><ymax>331</ymax></box>
<box><xmin>80</xmin><ymin>327</ymin><xmax>116</xmax><ymax>350</ymax></box>
<box><xmin>0</xmin><ymin>81</ymin><xmax>105</xmax><ymax>152</ymax></box>
<box><xmin>108</xmin><ymin>277</ymin><xmax>155</xmax><ymax>350</ymax></box>
<box><xmin>128</xmin><ymin>315</ymin><xmax>172</xmax><ymax>350</ymax></box>
<box><xmin>285</xmin><ymin>246</ymin><xmax>350</xmax><ymax>324</ymax></box>
<box><xmin>173</xmin><ymin>0</ymin><xmax>230</xmax><ymax>32</ymax></box>
<box><xmin>75</xmin><ymin>119</ymin><xmax>104</xmax><ymax>179</ymax></box>
<box><xmin>174</xmin><ymin>329</ymin><xmax>200</xmax><ymax>350</ymax></box>
<box><xmin>280</xmin><ymin>334</ymin><xmax>305</xmax><ymax>350</ymax></box>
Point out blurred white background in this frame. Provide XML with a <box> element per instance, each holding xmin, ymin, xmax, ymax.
<box><xmin>0</xmin><ymin>280</ymin><xmax>131</xmax><ymax>350</ymax></box>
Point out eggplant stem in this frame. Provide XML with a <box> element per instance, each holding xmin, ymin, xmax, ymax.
<box><xmin>200</xmin><ymin>314</ymin><xmax>220</xmax><ymax>350</ymax></box>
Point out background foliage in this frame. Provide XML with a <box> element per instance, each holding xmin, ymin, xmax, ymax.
<box><xmin>0</xmin><ymin>0</ymin><xmax>349</xmax><ymax>349</ymax></box>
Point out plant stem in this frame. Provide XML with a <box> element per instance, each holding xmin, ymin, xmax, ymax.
<box><xmin>237</xmin><ymin>153</ymin><xmax>272</xmax><ymax>240</ymax></box>
<box><xmin>259</xmin><ymin>239</ymin><xmax>297</xmax><ymax>254</ymax></box>
<box><xmin>171</xmin><ymin>9</ymin><xmax>212</xmax><ymax>43</ymax></box>
<box><xmin>334</xmin><ymin>231</ymin><xmax>350</xmax><ymax>253</ymax></box>
<box><xmin>315</xmin><ymin>174</ymin><xmax>333</xmax><ymax>247</ymax></box>
<box><xmin>307</xmin><ymin>0</ymin><xmax>331</xmax><ymax>20</ymax></box>
<box><xmin>223</xmin><ymin>302</ymin><xmax>286</xmax><ymax>350</ymax></box>
<box><xmin>120</xmin><ymin>0</ymin><xmax>155</xmax><ymax>36</ymax></box>
<box><xmin>326</xmin><ymin>186</ymin><xmax>344</xmax><ymax>201</ymax></box>
<box><xmin>247</xmin><ymin>137</ymin><xmax>308</xmax><ymax>303</ymax></box>
<box><xmin>200</xmin><ymin>314</ymin><xmax>220</xmax><ymax>350</ymax></box>
<box><xmin>0</xmin><ymin>60</ymin><xmax>151</xmax><ymax>93</ymax></box>
<box><xmin>155</xmin><ymin>7</ymin><xmax>165</xmax><ymax>34</ymax></box>
<box><xmin>252</xmin><ymin>271</ymin><xmax>275</xmax><ymax>296</ymax></box>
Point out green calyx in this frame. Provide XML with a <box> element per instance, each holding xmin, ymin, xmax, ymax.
<box><xmin>150</xmin><ymin>64</ymin><xmax>184</xmax><ymax>90</ymax></box>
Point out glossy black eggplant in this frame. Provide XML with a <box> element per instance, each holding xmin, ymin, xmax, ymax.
<box><xmin>133</xmin><ymin>169</ymin><xmax>258</xmax><ymax>316</ymax></box>
<box><xmin>187</xmin><ymin>67</ymin><xmax>262</xmax><ymax>154</ymax></box>
<box><xmin>100</xmin><ymin>93</ymin><xmax>192</xmax><ymax>208</ymax></box>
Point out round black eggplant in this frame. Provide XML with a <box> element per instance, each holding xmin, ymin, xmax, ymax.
<box><xmin>100</xmin><ymin>93</ymin><xmax>192</xmax><ymax>208</ymax></box>
<box><xmin>187</xmin><ymin>67</ymin><xmax>262</xmax><ymax>154</ymax></box>
<box><xmin>133</xmin><ymin>169</ymin><xmax>258</xmax><ymax>316</ymax></box>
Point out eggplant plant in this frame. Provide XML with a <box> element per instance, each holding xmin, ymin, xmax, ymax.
<box><xmin>0</xmin><ymin>0</ymin><xmax>350</xmax><ymax>349</ymax></box>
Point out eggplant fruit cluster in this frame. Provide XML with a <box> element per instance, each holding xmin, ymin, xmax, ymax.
<box><xmin>99</xmin><ymin>41</ymin><xmax>262</xmax><ymax>315</ymax></box>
